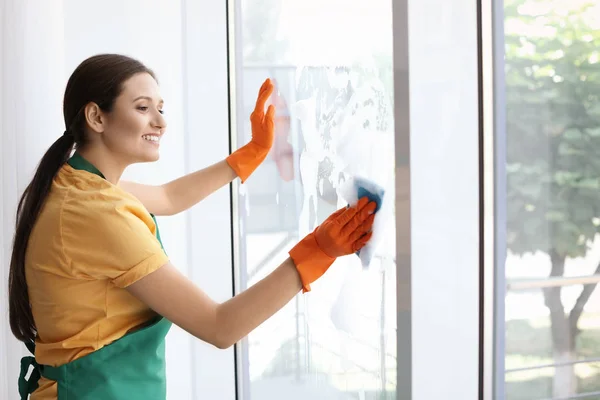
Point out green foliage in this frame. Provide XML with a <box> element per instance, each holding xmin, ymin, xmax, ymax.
<box><xmin>506</xmin><ymin>0</ymin><xmax>600</xmax><ymax>258</ymax></box>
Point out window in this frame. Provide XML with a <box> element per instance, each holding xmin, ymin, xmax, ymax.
<box><xmin>230</xmin><ymin>0</ymin><xmax>396</xmax><ymax>398</ymax></box>
<box><xmin>503</xmin><ymin>0</ymin><xmax>600</xmax><ymax>398</ymax></box>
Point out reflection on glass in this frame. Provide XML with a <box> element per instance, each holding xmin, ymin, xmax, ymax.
<box><xmin>234</xmin><ymin>0</ymin><xmax>396</xmax><ymax>399</ymax></box>
<box><xmin>504</xmin><ymin>0</ymin><xmax>600</xmax><ymax>398</ymax></box>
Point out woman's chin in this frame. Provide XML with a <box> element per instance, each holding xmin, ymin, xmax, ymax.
<box><xmin>135</xmin><ymin>150</ymin><xmax>160</xmax><ymax>163</ymax></box>
<box><xmin>146</xmin><ymin>152</ymin><xmax>160</xmax><ymax>162</ymax></box>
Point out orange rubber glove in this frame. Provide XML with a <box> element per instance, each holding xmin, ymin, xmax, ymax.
<box><xmin>226</xmin><ymin>78</ymin><xmax>276</xmax><ymax>183</ymax></box>
<box><xmin>289</xmin><ymin>197</ymin><xmax>377</xmax><ymax>292</ymax></box>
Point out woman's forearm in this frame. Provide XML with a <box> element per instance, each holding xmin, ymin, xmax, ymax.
<box><xmin>163</xmin><ymin>160</ymin><xmax>237</xmax><ymax>215</ymax></box>
<box><xmin>215</xmin><ymin>257</ymin><xmax>302</xmax><ymax>348</ymax></box>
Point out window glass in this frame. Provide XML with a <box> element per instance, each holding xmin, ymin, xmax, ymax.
<box><xmin>233</xmin><ymin>0</ymin><xmax>396</xmax><ymax>398</ymax></box>
<box><xmin>504</xmin><ymin>1</ymin><xmax>600</xmax><ymax>398</ymax></box>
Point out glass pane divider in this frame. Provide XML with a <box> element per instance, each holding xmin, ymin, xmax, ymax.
<box><xmin>505</xmin><ymin>356</ymin><xmax>600</xmax><ymax>374</ymax></box>
<box><xmin>507</xmin><ymin>275</ymin><xmax>600</xmax><ymax>291</ymax></box>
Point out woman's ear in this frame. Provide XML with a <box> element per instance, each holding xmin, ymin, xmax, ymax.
<box><xmin>84</xmin><ymin>102</ymin><xmax>105</xmax><ymax>134</ymax></box>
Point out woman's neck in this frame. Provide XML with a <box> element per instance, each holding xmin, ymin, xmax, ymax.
<box><xmin>76</xmin><ymin>147</ymin><xmax>127</xmax><ymax>185</ymax></box>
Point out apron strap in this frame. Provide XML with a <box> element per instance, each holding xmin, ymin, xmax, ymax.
<box><xmin>18</xmin><ymin>356</ymin><xmax>41</xmax><ymax>400</ymax></box>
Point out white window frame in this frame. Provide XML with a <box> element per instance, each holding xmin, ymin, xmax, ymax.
<box><xmin>480</xmin><ymin>0</ymin><xmax>507</xmax><ymax>399</ymax></box>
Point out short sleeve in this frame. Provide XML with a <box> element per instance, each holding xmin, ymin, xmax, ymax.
<box><xmin>61</xmin><ymin>188</ymin><xmax>169</xmax><ymax>288</ymax></box>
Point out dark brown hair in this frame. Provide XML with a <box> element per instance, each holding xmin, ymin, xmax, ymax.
<box><xmin>8</xmin><ymin>54</ymin><xmax>156</xmax><ymax>342</ymax></box>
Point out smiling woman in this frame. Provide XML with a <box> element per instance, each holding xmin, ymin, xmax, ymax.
<box><xmin>8</xmin><ymin>53</ymin><xmax>377</xmax><ymax>400</ymax></box>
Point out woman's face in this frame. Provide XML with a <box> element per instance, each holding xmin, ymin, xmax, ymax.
<box><xmin>100</xmin><ymin>72</ymin><xmax>167</xmax><ymax>164</ymax></box>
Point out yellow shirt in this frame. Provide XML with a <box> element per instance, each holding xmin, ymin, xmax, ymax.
<box><xmin>26</xmin><ymin>159</ymin><xmax>169</xmax><ymax>399</ymax></box>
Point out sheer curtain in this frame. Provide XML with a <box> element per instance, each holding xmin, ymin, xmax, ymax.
<box><xmin>1</xmin><ymin>1</ymin><xmax>66</xmax><ymax>398</ymax></box>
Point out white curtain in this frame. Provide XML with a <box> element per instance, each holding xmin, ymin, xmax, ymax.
<box><xmin>1</xmin><ymin>1</ymin><xmax>66</xmax><ymax>398</ymax></box>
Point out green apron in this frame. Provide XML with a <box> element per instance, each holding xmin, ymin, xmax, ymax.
<box><xmin>18</xmin><ymin>152</ymin><xmax>172</xmax><ymax>399</ymax></box>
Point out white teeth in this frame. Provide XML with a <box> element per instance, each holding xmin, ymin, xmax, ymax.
<box><xmin>142</xmin><ymin>135</ymin><xmax>160</xmax><ymax>142</ymax></box>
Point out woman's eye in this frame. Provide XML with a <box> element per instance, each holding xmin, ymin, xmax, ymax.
<box><xmin>137</xmin><ymin>106</ymin><xmax>164</xmax><ymax>115</ymax></box>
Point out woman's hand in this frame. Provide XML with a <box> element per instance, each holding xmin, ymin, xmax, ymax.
<box><xmin>250</xmin><ymin>79</ymin><xmax>275</xmax><ymax>150</ymax></box>
<box><xmin>289</xmin><ymin>197</ymin><xmax>377</xmax><ymax>292</ymax></box>
<box><xmin>314</xmin><ymin>197</ymin><xmax>376</xmax><ymax>257</ymax></box>
<box><xmin>226</xmin><ymin>78</ymin><xmax>276</xmax><ymax>183</ymax></box>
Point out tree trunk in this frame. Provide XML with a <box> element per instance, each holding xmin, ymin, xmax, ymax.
<box><xmin>551</xmin><ymin>349</ymin><xmax>577</xmax><ymax>398</ymax></box>
<box><xmin>545</xmin><ymin>252</ymin><xmax>600</xmax><ymax>398</ymax></box>
<box><xmin>544</xmin><ymin>251</ymin><xmax>576</xmax><ymax>398</ymax></box>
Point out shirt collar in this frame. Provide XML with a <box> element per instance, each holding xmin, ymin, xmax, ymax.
<box><xmin>67</xmin><ymin>152</ymin><xmax>106</xmax><ymax>179</ymax></box>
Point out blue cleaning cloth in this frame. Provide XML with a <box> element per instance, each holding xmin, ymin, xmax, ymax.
<box><xmin>347</xmin><ymin>177</ymin><xmax>385</xmax><ymax>259</ymax></box>
<box><xmin>348</xmin><ymin>176</ymin><xmax>384</xmax><ymax>214</ymax></box>
<box><xmin>357</xmin><ymin>186</ymin><xmax>383</xmax><ymax>213</ymax></box>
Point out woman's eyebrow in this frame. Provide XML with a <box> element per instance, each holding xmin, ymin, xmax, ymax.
<box><xmin>133</xmin><ymin>95</ymin><xmax>164</xmax><ymax>104</ymax></box>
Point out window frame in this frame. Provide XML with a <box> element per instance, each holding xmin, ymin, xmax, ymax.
<box><xmin>479</xmin><ymin>0</ymin><xmax>507</xmax><ymax>399</ymax></box>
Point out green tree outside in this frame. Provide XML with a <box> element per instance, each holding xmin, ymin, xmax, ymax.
<box><xmin>505</xmin><ymin>0</ymin><xmax>600</xmax><ymax>398</ymax></box>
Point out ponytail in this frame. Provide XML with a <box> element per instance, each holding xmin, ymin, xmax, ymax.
<box><xmin>8</xmin><ymin>133</ymin><xmax>75</xmax><ymax>342</ymax></box>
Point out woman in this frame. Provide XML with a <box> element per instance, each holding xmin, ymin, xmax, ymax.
<box><xmin>9</xmin><ymin>54</ymin><xmax>376</xmax><ymax>400</ymax></box>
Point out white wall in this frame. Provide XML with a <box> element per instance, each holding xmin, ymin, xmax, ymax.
<box><xmin>1</xmin><ymin>1</ymin><xmax>235</xmax><ymax>399</ymax></box>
